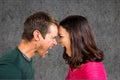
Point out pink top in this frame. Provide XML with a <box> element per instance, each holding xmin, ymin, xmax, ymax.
<box><xmin>66</xmin><ymin>62</ymin><xmax>107</xmax><ymax>80</ymax></box>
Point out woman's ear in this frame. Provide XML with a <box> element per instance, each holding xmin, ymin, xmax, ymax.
<box><xmin>33</xmin><ymin>30</ymin><xmax>42</xmax><ymax>41</ymax></box>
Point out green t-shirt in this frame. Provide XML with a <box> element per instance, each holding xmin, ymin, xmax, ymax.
<box><xmin>0</xmin><ymin>47</ymin><xmax>34</xmax><ymax>80</ymax></box>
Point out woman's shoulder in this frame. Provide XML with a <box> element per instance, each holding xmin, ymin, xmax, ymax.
<box><xmin>85</xmin><ymin>61</ymin><xmax>103</xmax><ymax>66</ymax></box>
<box><xmin>82</xmin><ymin>61</ymin><xmax>107</xmax><ymax>79</ymax></box>
<box><xmin>82</xmin><ymin>61</ymin><xmax>105</xmax><ymax>70</ymax></box>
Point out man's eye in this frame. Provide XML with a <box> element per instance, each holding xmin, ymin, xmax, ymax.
<box><xmin>59</xmin><ymin>35</ymin><xmax>62</xmax><ymax>38</ymax></box>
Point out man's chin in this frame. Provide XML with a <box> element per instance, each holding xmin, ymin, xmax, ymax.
<box><xmin>41</xmin><ymin>51</ymin><xmax>49</xmax><ymax>58</ymax></box>
<box><xmin>38</xmin><ymin>54</ymin><xmax>46</xmax><ymax>58</ymax></box>
<box><xmin>41</xmin><ymin>55</ymin><xmax>46</xmax><ymax>58</ymax></box>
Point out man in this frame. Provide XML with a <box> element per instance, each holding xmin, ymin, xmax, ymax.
<box><xmin>0</xmin><ymin>12</ymin><xmax>58</xmax><ymax>80</ymax></box>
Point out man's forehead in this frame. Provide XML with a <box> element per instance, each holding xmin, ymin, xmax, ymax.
<box><xmin>51</xmin><ymin>32</ymin><xmax>58</xmax><ymax>37</ymax></box>
<box><xmin>48</xmin><ymin>24</ymin><xmax>58</xmax><ymax>33</ymax></box>
<box><xmin>47</xmin><ymin>29</ymin><xmax>58</xmax><ymax>37</ymax></box>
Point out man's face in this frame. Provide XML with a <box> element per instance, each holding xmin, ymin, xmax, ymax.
<box><xmin>37</xmin><ymin>23</ymin><xmax>58</xmax><ymax>57</ymax></box>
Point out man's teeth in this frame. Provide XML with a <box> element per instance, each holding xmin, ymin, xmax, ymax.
<box><xmin>61</xmin><ymin>45</ymin><xmax>64</xmax><ymax>47</ymax></box>
<box><xmin>46</xmin><ymin>51</ymin><xmax>48</xmax><ymax>53</ymax></box>
<box><xmin>49</xmin><ymin>47</ymin><xmax>52</xmax><ymax>49</ymax></box>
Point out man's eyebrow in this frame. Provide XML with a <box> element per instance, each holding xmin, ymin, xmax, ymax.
<box><xmin>51</xmin><ymin>34</ymin><xmax>57</xmax><ymax>38</ymax></box>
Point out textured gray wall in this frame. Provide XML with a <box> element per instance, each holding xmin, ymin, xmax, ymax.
<box><xmin>0</xmin><ymin>0</ymin><xmax>120</xmax><ymax>80</ymax></box>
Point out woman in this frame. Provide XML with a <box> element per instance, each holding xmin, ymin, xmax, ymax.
<box><xmin>58</xmin><ymin>15</ymin><xmax>107</xmax><ymax>80</ymax></box>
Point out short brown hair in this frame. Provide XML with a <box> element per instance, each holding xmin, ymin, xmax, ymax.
<box><xmin>22</xmin><ymin>12</ymin><xmax>58</xmax><ymax>41</ymax></box>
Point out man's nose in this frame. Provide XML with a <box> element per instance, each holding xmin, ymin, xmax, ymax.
<box><xmin>54</xmin><ymin>39</ymin><xmax>57</xmax><ymax>46</ymax></box>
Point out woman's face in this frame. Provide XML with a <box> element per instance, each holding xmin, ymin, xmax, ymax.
<box><xmin>58</xmin><ymin>26</ymin><xmax>71</xmax><ymax>57</ymax></box>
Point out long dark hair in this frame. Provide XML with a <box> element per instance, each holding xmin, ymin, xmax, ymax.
<box><xmin>60</xmin><ymin>15</ymin><xmax>103</xmax><ymax>69</ymax></box>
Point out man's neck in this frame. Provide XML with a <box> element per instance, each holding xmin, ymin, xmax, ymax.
<box><xmin>18</xmin><ymin>39</ymin><xmax>36</xmax><ymax>60</ymax></box>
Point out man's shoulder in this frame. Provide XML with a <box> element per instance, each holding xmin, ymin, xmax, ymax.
<box><xmin>0</xmin><ymin>63</ymin><xmax>22</xmax><ymax>79</ymax></box>
<box><xmin>0</xmin><ymin>47</ymin><xmax>20</xmax><ymax>63</ymax></box>
<box><xmin>0</xmin><ymin>62</ymin><xmax>21</xmax><ymax>71</ymax></box>
<box><xmin>0</xmin><ymin>47</ymin><xmax>21</xmax><ymax>72</ymax></box>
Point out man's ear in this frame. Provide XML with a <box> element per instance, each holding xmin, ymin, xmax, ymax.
<box><xmin>33</xmin><ymin>30</ymin><xmax>42</xmax><ymax>41</ymax></box>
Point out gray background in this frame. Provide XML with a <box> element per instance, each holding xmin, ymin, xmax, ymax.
<box><xmin>0</xmin><ymin>0</ymin><xmax>120</xmax><ymax>80</ymax></box>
